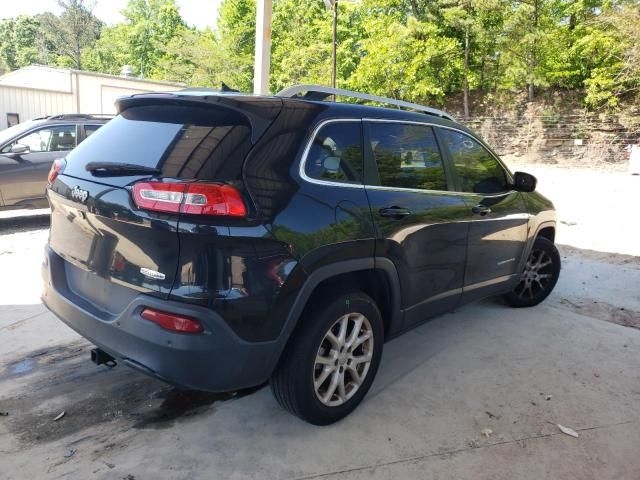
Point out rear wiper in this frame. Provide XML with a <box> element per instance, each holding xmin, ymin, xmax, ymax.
<box><xmin>85</xmin><ymin>162</ymin><xmax>161</xmax><ymax>177</ymax></box>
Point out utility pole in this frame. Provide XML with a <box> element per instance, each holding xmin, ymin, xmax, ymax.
<box><xmin>253</xmin><ymin>0</ymin><xmax>272</xmax><ymax>95</ymax></box>
<box><xmin>324</xmin><ymin>0</ymin><xmax>338</xmax><ymax>90</ymax></box>
<box><xmin>332</xmin><ymin>0</ymin><xmax>337</xmax><ymax>89</ymax></box>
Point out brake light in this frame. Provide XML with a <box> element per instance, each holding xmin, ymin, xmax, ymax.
<box><xmin>47</xmin><ymin>158</ymin><xmax>66</xmax><ymax>184</ymax></box>
<box><xmin>140</xmin><ymin>308</ymin><xmax>204</xmax><ymax>334</ymax></box>
<box><xmin>132</xmin><ymin>182</ymin><xmax>246</xmax><ymax>217</ymax></box>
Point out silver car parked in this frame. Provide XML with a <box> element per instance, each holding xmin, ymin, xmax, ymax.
<box><xmin>0</xmin><ymin>114</ymin><xmax>111</xmax><ymax>209</ymax></box>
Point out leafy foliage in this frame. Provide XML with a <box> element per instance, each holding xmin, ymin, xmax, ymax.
<box><xmin>0</xmin><ymin>16</ymin><xmax>43</xmax><ymax>71</ymax></box>
<box><xmin>0</xmin><ymin>0</ymin><xmax>638</xmax><ymax>110</ymax></box>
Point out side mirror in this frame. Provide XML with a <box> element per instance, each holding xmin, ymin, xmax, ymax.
<box><xmin>513</xmin><ymin>171</ymin><xmax>537</xmax><ymax>192</ymax></box>
<box><xmin>10</xmin><ymin>143</ymin><xmax>30</xmax><ymax>155</ymax></box>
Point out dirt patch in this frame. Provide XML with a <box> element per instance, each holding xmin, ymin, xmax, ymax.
<box><xmin>558</xmin><ymin>245</ymin><xmax>640</xmax><ymax>267</ymax></box>
<box><xmin>557</xmin><ymin>297</ymin><xmax>640</xmax><ymax>330</ymax></box>
<box><xmin>0</xmin><ymin>341</ymin><xmax>262</xmax><ymax>445</ymax></box>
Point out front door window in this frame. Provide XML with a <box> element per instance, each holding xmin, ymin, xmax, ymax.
<box><xmin>439</xmin><ymin>129</ymin><xmax>507</xmax><ymax>194</ymax></box>
<box><xmin>6</xmin><ymin>125</ymin><xmax>77</xmax><ymax>153</ymax></box>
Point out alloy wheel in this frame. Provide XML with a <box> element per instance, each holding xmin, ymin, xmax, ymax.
<box><xmin>313</xmin><ymin>312</ymin><xmax>374</xmax><ymax>407</ymax></box>
<box><xmin>514</xmin><ymin>249</ymin><xmax>554</xmax><ymax>300</ymax></box>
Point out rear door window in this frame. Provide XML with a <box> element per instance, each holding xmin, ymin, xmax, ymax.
<box><xmin>439</xmin><ymin>129</ymin><xmax>508</xmax><ymax>194</ymax></box>
<box><xmin>304</xmin><ymin>122</ymin><xmax>363</xmax><ymax>184</ymax></box>
<box><xmin>82</xmin><ymin>124</ymin><xmax>102</xmax><ymax>140</ymax></box>
<box><xmin>367</xmin><ymin>122</ymin><xmax>448</xmax><ymax>191</ymax></box>
<box><xmin>62</xmin><ymin>104</ymin><xmax>253</xmax><ymax>187</ymax></box>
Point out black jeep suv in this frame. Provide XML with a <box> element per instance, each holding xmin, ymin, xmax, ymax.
<box><xmin>42</xmin><ymin>86</ymin><xmax>559</xmax><ymax>425</ymax></box>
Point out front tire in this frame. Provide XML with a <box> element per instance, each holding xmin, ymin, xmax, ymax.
<box><xmin>504</xmin><ymin>236</ymin><xmax>561</xmax><ymax>307</ymax></box>
<box><xmin>270</xmin><ymin>291</ymin><xmax>384</xmax><ymax>425</ymax></box>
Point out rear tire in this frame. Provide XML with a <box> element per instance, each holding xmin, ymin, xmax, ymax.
<box><xmin>504</xmin><ymin>236</ymin><xmax>560</xmax><ymax>308</ymax></box>
<box><xmin>270</xmin><ymin>291</ymin><xmax>383</xmax><ymax>425</ymax></box>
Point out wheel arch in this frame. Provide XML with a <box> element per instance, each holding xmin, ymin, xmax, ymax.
<box><xmin>536</xmin><ymin>225</ymin><xmax>556</xmax><ymax>243</ymax></box>
<box><xmin>515</xmin><ymin>221</ymin><xmax>556</xmax><ymax>278</ymax></box>
<box><xmin>266</xmin><ymin>257</ymin><xmax>402</xmax><ymax>376</ymax></box>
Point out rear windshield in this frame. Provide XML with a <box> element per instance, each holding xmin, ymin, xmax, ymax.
<box><xmin>63</xmin><ymin>104</ymin><xmax>253</xmax><ymax>186</ymax></box>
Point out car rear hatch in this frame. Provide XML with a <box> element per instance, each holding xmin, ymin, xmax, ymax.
<box><xmin>47</xmin><ymin>92</ymin><xmax>282</xmax><ymax>315</ymax></box>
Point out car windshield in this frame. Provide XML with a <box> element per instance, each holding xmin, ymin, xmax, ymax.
<box><xmin>0</xmin><ymin>120</ymin><xmax>41</xmax><ymax>147</ymax></box>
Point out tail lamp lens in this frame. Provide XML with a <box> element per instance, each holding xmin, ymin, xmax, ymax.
<box><xmin>132</xmin><ymin>182</ymin><xmax>246</xmax><ymax>217</ymax></box>
<box><xmin>140</xmin><ymin>308</ymin><xmax>203</xmax><ymax>334</ymax></box>
<box><xmin>47</xmin><ymin>158</ymin><xmax>66</xmax><ymax>184</ymax></box>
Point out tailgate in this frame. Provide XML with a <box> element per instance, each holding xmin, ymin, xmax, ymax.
<box><xmin>48</xmin><ymin>175</ymin><xmax>179</xmax><ymax>309</ymax></box>
<box><xmin>46</xmin><ymin>96</ymin><xmax>281</xmax><ymax>313</ymax></box>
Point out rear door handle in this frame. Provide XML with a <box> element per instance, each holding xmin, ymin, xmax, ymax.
<box><xmin>472</xmin><ymin>205</ymin><xmax>492</xmax><ymax>216</ymax></box>
<box><xmin>379</xmin><ymin>206</ymin><xmax>412</xmax><ymax>219</ymax></box>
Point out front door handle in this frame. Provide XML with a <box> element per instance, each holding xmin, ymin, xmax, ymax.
<box><xmin>472</xmin><ymin>205</ymin><xmax>492</xmax><ymax>216</ymax></box>
<box><xmin>379</xmin><ymin>206</ymin><xmax>412</xmax><ymax>219</ymax></box>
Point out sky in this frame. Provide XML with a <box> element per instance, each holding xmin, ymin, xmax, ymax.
<box><xmin>0</xmin><ymin>0</ymin><xmax>223</xmax><ymax>30</ymax></box>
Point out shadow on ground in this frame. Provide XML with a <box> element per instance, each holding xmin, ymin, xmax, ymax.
<box><xmin>0</xmin><ymin>339</ymin><xmax>262</xmax><ymax>444</ymax></box>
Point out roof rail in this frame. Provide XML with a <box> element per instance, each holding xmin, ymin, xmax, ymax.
<box><xmin>276</xmin><ymin>84</ymin><xmax>455</xmax><ymax>121</ymax></box>
<box><xmin>48</xmin><ymin>113</ymin><xmax>115</xmax><ymax>121</ymax></box>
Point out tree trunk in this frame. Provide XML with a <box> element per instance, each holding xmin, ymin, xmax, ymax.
<box><xmin>463</xmin><ymin>26</ymin><xmax>470</xmax><ymax>120</ymax></box>
<box><xmin>528</xmin><ymin>0</ymin><xmax>539</xmax><ymax>103</ymax></box>
<box><xmin>409</xmin><ymin>0</ymin><xmax>421</xmax><ymax>18</ymax></box>
<box><xmin>75</xmin><ymin>41</ymin><xmax>81</xmax><ymax>70</ymax></box>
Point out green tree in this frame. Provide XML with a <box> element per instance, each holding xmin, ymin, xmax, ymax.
<box><xmin>122</xmin><ymin>0</ymin><xmax>186</xmax><ymax>77</ymax></box>
<box><xmin>39</xmin><ymin>0</ymin><xmax>102</xmax><ymax>69</ymax></box>
<box><xmin>0</xmin><ymin>16</ymin><xmax>42</xmax><ymax>71</ymax></box>
<box><xmin>427</xmin><ymin>0</ymin><xmax>505</xmax><ymax>117</ymax></box>
<box><xmin>215</xmin><ymin>0</ymin><xmax>256</xmax><ymax>91</ymax></box>
<box><xmin>270</xmin><ymin>0</ymin><xmax>332</xmax><ymax>91</ymax></box>
<box><xmin>154</xmin><ymin>0</ymin><xmax>255</xmax><ymax>90</ymax></box>
<box><xmin>83</xmin><ymin>0</ymin><xmax>186</xmax><ymax>78</ymax></box>
<box><xmin>82</xmin><ymin>24</ymin><xmax>132</xmax><ymax>75</ymax></box>
<box><xmin>577</xmin><ymin>2</ymin><xmax>640</xmax><ymax>107</ymax></box>
<box><xmin>501</xmin><ymin>0</ymin><xmax>543</xmax><ymax>101</ymax></box>
<box><xmin>347</xmin><ymin>11</ymin><xmax>463</xmax><ymax>104</ymax></box>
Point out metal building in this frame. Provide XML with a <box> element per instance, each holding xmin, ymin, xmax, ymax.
<box><xmin>0</xmin><ymin>65</ymin><xmax>183</xmax><ymax>130</ymax></box>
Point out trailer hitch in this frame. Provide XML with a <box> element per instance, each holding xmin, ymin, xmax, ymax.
<box><xmin>90</xmin><ymin>348</ymin><xmax>117</xmax><ymax>368</ymax></box>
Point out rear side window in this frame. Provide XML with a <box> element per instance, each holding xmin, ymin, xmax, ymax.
<box><xmin>304</xmin><ymin>122</ymin><xmax>363</xmax><ymax>184</ymax></box>
<box><xmin>439</xmin><ymin>129</ymin><xmax>507</xmax><ymax>194</ymax></box>
<box><xmin>367</xmin><ymin>122</ymin><xmax>447</xmax><ymax>191</ymax></box>
<box><xmin>63</xmin><ymin>105</ymin><xmax>252</xmax><ymax>186</ymax></box>
<box><xmin>83</xmin><ymin>124</ymin><xmax>102</xmax><ymax>139</ymax></box>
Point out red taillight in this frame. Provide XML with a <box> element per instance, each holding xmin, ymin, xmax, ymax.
<box><xmin>140</xmin><ymin>308</ymin><xmax>204</xmax><ymax>334</ymax></box>
<box><xmin>47</xmin><ymin>158</ymin><xmax>66</xmax><ymax>184</ymax></box>
<box><xmin>132</xmin><ymin>182</ymin><xmax>246</xmax><ymax>217</ymax></box>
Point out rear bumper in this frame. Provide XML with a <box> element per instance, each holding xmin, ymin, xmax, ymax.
<box><xmin>41</xmin><ymin>246</ymin><xmax>280</xmax><ymax>391</ymax></box>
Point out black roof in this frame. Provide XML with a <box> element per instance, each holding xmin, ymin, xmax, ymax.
<box><xmin>117</xmin><ymin>89</ymin><xmax>467</xmax><ymax>135</ymax></box>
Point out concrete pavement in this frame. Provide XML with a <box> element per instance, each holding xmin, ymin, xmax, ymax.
<box><xmin>1</xmin><ymin>248</ymin><xmax>639</xmax><ymax>479</ymax></box>
<box><xmin>1</xmin><ymin>164</ymin><xmax>639</xmax><ymax>479</ymax></box>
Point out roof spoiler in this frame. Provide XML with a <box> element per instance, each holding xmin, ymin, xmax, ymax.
<box><xmin>115</xmin><ymin>91</ymin><xmax>282</xmax><ymax>143</ymax></box>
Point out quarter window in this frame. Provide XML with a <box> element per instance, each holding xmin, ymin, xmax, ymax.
<box><xmin>305</xmin><ymin>122</ymin><xmax>363</xmax><ymax>184</ymax></box>
<box><xmin>368</xmin><ymin>123</ymin><xmax>447</xmax><ymax>191</ymax></box>
<box><xmin>440</xmin><ymin>129</ymin><xmax>507</xmax><ymax>194</ymax></box>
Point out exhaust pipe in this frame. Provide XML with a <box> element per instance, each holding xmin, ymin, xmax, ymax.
<box><xmin>91</xmin><ymin>348</ymin><xmax>117</xmax><ymax>367</ymax></box>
